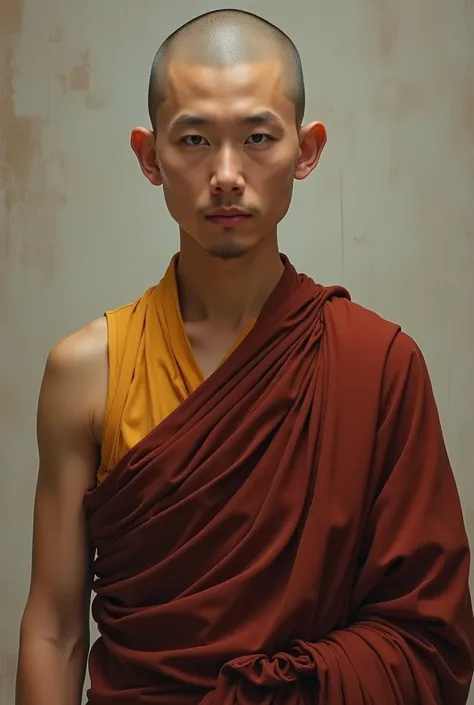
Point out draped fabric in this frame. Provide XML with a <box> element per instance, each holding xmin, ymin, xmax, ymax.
<box><xmin>98</xmin><ymin>253</ymin><xmax>254</xmax><ymax>483</ymax></box>
<box><xmin>84</xmin><ymin>256</ymin><xmax>474</xmax><ymax>704</ymax></box>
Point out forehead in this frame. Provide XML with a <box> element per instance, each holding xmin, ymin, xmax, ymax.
<box><xmin>159</xmin><ymin>58</ymin><xmax>295</xmax><ymax>125</ymax></box>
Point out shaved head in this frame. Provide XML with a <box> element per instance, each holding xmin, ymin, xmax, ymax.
<box><xmin>131</xmin><ymin>9</ymin><xmax>325</xmax><ymax>265</ymax></box>
<box><xmin>148</xmin><ymin>9</ymin><xmax>305</xmax><ymax>131</ymax></box>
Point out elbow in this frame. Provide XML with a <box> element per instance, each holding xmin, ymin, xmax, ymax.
<box><xmin>19</xmin><ymin>603</ymin><xmax>90</xmax><ymax>663</ymax></box>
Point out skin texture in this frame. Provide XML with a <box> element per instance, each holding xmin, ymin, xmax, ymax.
<box><xmin>16</xmin><ymin>13</ymin><xmax>326</xmax><ymax>705</ymax></box>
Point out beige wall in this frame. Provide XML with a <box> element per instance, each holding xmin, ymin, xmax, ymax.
<box><xmin>1</xmin><ymin>0</ymin><xmax>473</xmax><ymax>703</ymax></box>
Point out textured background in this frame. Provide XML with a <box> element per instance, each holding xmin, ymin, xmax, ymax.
<box><xmin>1</xmin><ymin>0</ymin><xmax>473</xmax><ymax>702</ymax></box>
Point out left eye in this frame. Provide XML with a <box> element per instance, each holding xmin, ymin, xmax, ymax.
<box><xmin>246</xmin><ymin>134</ymin><xmax>271</xmax><ymax>145</ymax></box>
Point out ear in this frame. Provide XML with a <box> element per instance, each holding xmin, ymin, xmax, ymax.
<box><xmin>294</xmin><ymin>121</ymin><xmax>327</xmax><ymax>181</ymax></box>
<box><xmin>130</xmin><ymin>127</ymin><xmax>163</xmax><ymax>186</ymax></box>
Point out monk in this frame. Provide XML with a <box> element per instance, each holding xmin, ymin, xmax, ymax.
<box><xmin>16</xmin><ymin>8</ymin><xmax>474</xmax><ymax>705</ymax></box>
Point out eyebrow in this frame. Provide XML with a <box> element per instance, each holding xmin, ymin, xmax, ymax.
<box><xmin>170</xmin><ymin>111</ymin><xmax>284</xmax><ymax>130</ymax></box>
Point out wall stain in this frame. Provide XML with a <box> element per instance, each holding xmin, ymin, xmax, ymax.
<box><xmin>375</xmin><ymin>0</ymin><xmax>398</xmax><ymax>60</ymax></box>
<box><xmin>0</xmin><ymin>0</ymin><xmax>23</xmax><ymax>36</ymax></box>
<box><xmin>70</xmin><ymin>51</ymin><xmax>91</xmax><ymax>91</ymax></box>
<box><xmin>57</xmin><ymin>52</ymin><xmax>109</xmax><ymax>110</ymax></box>
<box><xmin>49</xmin><ymin>23</ymin><xmax>63</xmax><ymax>45</ymax></box>
<box><xmin>0</xmin><ymin>0</ymin><xmax>69</xmax><ymax>297</ymax></box>
<box><xmin>366</xmin><ymin>0</ymin><xmax>398</xmax><ymax>62</ymax></box>
<box><xmin>370</xmin><ymin>81</ymin><xmax>423</xmax><ymax>120</ymax></box>
<box><xmin>0</xmin><ymin>46</ymin><xmax>41</xmax><ymax>258</ymax></box>
<box><xmin>0</xmin><ymin>0</ymin><xmax>41</xmax><ymax>266</ymax></box>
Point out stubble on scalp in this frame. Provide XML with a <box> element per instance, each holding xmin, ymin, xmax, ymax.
<box><xmin>147</xmin><ymin>9</ymin><xmax>305</xmax><ymax>132</ymax></box>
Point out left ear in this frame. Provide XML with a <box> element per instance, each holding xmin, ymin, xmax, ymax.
<box><xmin>294</xmin><ymin>122</ymin><xmax>327</xmax><ymax>181</ymax></box>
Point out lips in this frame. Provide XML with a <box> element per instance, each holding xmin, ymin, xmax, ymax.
<box><xmin>205</xmin><ymin>210</ymin><xmax>253</xmax><ymax>225</ymax></box>
<box><xmin>206</xmin><ymin>216</ymin><xmax>252</xmax><ymax>228</ymax></box>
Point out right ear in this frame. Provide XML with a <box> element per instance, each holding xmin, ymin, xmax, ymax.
<box><xmin>130</xmin><ymin>127</ymin><xmax>163</xmax><ymax>186</ymax></box>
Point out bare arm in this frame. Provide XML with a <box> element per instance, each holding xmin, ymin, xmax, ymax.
<box><xmin>16</xmin><ymin>319</ymin><xmax>108</xmax><ymax>705</ymax></box>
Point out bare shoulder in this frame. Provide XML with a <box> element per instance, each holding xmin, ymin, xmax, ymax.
<box><xmin>46</xmin><ymin>316</ymin><xmax>107</xmax><ymax>373</ymax></box>
<box><xmin>40</xmin><ymin>316</ymin><xmax>108</xmax><ymax>446</ymax></box>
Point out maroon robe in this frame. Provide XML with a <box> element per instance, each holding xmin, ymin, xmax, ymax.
<box><xmin>84</xmin><ymin>257</ymin><xmax>474</xmax><ymax>704</ymax></box>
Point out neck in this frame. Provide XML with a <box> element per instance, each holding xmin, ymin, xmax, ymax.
<box><xmin>176</xmin><ymin>232</ymin><xmax>284</xmax><ymax>330</ymax></box>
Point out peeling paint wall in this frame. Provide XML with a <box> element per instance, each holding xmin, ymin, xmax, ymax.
<box><xmin>1</xmin><ymin>1</ymin><xmax>473</xmax><ymax>703</ymax></box>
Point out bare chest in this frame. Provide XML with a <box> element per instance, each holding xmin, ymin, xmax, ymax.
<box><xmin>184</xmin><ymin>321</ymin><xmax>250</xmax><ymax>380</ymax></box>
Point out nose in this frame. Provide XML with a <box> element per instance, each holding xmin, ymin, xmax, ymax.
<box><xmin>210</xmin><ymin>145</ymin><xmax>245</xmax><ymax>195</ymax></box>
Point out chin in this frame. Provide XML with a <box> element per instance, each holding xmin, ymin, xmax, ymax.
<box><xmin>206</xmin><ymin>242</ymin><xmax>250</xmax><ymax>261</ymax></box>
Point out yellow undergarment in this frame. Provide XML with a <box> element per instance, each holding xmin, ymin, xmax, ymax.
<box><xmin>98</xmin><ymin>255</ymin><xmax>255</xmax><ymax>483</ymax></box>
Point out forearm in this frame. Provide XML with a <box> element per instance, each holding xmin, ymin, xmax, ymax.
<box><xmin>16</xmin><ymin>626</ymin><xmax>89</xmax><ymax>705</ymax></box>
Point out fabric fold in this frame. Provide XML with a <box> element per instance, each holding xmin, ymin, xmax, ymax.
<box><xmin>84</xmin><ymin>256</ymin><xmax>474</xmax><ymax>705</ymax></box>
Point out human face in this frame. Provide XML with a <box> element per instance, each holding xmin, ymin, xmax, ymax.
<box><xmin>131</xmin><ymin>59</ymin><xmax>326</xmax><ymax>260</ymax></box>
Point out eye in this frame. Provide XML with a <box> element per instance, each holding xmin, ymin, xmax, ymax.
<box><xmin>245</xmin><ymin>133</ymin><xmax>273</xmax><ymax>145</ymax></box>
<box><xmin>182</xmin><ymin>135</ymin><xmax>209</xmax><ymax>147</ymax></box>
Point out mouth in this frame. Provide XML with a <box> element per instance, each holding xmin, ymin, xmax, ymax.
<box><xmin>205</xmin><ymin>211</ymin><xmax>253</xmax><ymax>226</ymax></box>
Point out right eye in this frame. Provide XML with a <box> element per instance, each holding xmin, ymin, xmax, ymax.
<box><xmin>182</xmin><ymin>135</ymin><xmax>209</xmax><ymax>147</ymax></box>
